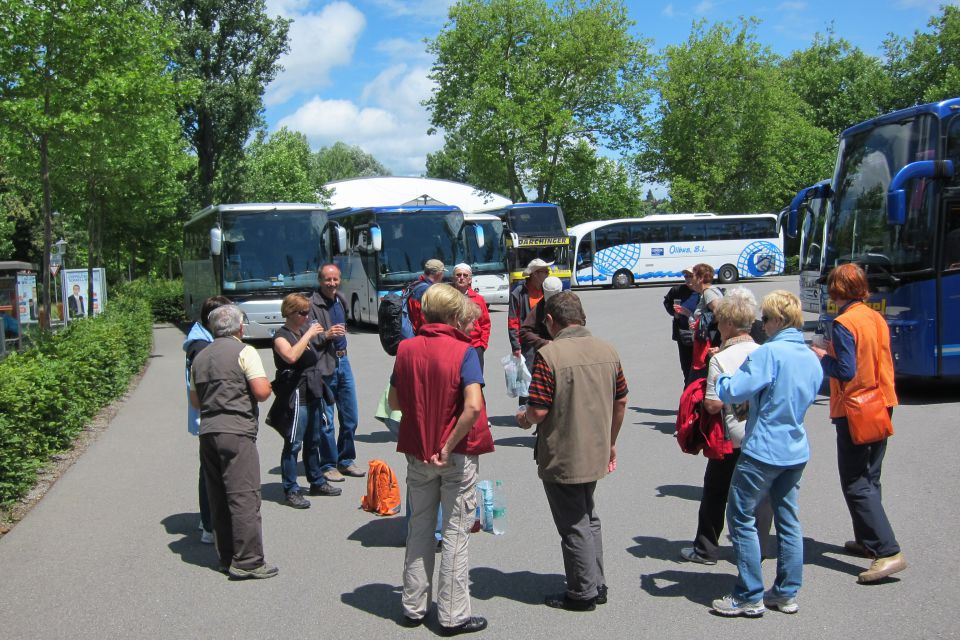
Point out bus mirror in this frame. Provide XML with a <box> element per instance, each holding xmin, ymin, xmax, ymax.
<box><xmin>336</xmin><ymin>224</ymin><xmax>347</xmax><ymax>253</ymax></box>
<box><xmin>474</xmin><ymin>224</ymin><xmax>485</xmax><ymax>249</ymax></box>
<box><xmin>509</xmin><ymin>231</ymin><xmax>519</xmax><ymax>247</ymax></box>
<box><xmin>788</xmin><ymin>182</ymin><xmax>831</xmax><ymax>239</ymax></box>
<box><xmin>887</xmin><ymin>159</ymin><xmax>954</xmax><ymax>225</ymax></box>
<box><xmin>370</xmin><ymin>225</ymin><xmax>382</xmax><ymax>252</ymax></box>
<box><xmin>210</xmin><ymin>227</ymin><xmax>222</xmax><ymax>256</ymax></box>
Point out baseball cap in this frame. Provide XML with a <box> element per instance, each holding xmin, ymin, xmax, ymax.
<box><xmin>523</xmin><ymin>258</ymin><xmax>551</xmax><ymax>276</ymax></box>
<box><xmin>681</xmin><ymin>267</ymin><xmax>694</xmax><ymax>276</ymax></box>
<box><xmin>542</xmin><ymin>277</ymin><xmax>563</xmax><ymax>300</ymax></box>
<box><xmin>424</xmin><ymin>259</ymin><xmax>445</xmax><ymax>274</ymax></box>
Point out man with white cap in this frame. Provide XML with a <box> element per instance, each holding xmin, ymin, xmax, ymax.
<box><xmin>519</xmin><ymin>276</ymin><xmax>563</xmax><ymax>370</ymax></box>
<box><xmin>452</xmin><ymin>263</ymin><xmax>491</xmax><ymax>372</ymax></box>
<box><xmin>407</xmin><ymin>259</ymin><xmax>446</xmax><ymax>335</ymax></box>
<box><xmin>508</xmin><ymin>258</ymin><xmax>552</xmax><ymax>404</ymax></box>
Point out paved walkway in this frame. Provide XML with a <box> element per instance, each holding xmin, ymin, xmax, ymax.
<box><xmin>0</xmin><ymin>280</ymin><xmax>955</xmax><ymax>639</ymax></box>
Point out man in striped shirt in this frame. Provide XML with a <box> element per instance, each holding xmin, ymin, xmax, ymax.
<box><xmin>516</xmin><ymin>291</ymin><xmax>628</xmax><ymax>612</ymax></box>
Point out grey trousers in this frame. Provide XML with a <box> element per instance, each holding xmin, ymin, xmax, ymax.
<box><xmin>200</xmin><ymin>432</ymin><xmax>264</xmax><ymax>571</ymax></box>
<box><xmin>402</xmin><ymin>454</ymin><xmax>478</xmax><ymax>626</ymax></box>
<box><xmin>542</xmin><ymin>480</ymin><xmax>604</xmax><ymax>601</ymax></box>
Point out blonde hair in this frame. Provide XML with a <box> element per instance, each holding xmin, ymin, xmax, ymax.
<box><xmin>761</xmin><ymin>290</ymin><xmax>804</xmax><ymax>330</ymax></box>
<box><xmin>457</xmin><ymin>297</ymin><xmax>481</xmax><ymax>332</ymax></box>
<box><xmin>421</xmin><ymin>284</ymin><xmax>466</xmax><ymax>325</ymax></box>
<box><xmin>714</xmin><ymin>287</ymin><xmax>758</xmax><ymax>333</ymax></box>
<box><xmin>280</xmin><ymin>293</ymin><xmax>310</xmax><ymax>318</ymax></box>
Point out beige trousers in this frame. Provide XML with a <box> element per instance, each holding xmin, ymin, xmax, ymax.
<box><xmin>402</xmin><ymin>453</ymin><xmax>478</xmax><ymax>626</ymax></box>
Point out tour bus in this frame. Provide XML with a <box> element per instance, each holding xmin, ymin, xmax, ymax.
<box><xmin>473</xmin><ymin>203</ymin><xmax>572</xmax><ymax>288</ymax></box>
<box><xmin>327</xmin><ymin>205</ymin><xmax>472</xmax><ymax>324</ymax></box>
<box><xmin>459</xmin><ymin>212</ymin><xmax>510</xmax><ymax>304</ymax></box>
<box><xmin>569</xmin><ymin>213</ymin><xmax>785</xmax><ymax>288</ymax></box>
<box><xmin>791</xmin><ymin>97</ymin><xmax>960</xmax><ymax>378</ymax></box>
<box><xmin>797</xmin><ymin>180</ymin><xmax>832</xmax><ymax>313</ymax></box>
<box><xmin>183</xmin><ymin>203</ymin><xmax>345</xmax><ymax>340</ymax></box>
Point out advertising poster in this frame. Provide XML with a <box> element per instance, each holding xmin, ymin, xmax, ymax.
<box><xmin>62</xmin><ymin>268</ymin><xmax>107</xmax><ymax>321</ymax></box>
<box><xmin>16</xmin><ymin>273</ymin><xmax>39</xmax><ymax>324</ymax></box>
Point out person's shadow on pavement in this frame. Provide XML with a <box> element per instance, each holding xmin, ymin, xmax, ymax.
<box><xmin>347</xmin><ymin>517</ymin><xmax>407</xmax><ymax>548</ymax></box>
<box><xmin>468</xmin><ymin>566</ymin><xmax>565</xmax><ymax>604</ymax></box>
<box><xmin>160</xmin><ymin>512</ymin><xmax>220</xmax><ymax>573</ymax></box>
<box><xmin>641</xmin><ymin>569</ymin><xmax>732</xmax><ymax>607</ymax></box>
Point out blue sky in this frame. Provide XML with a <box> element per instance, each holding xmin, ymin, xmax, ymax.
<box><xmin>263</xmin><ymin>0</ymin><xmax>953</xmax><ymax>176</ymax></box>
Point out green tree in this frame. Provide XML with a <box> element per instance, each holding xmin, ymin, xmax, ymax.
<box><xmin>425</xmin><ymin>130</ymin><xmax>512</xmax><ymax>195</ymax></box>
<box><xmin>781</xmin><ymin>27</ymin><xmax>892</xmax><ymax>135</ymax></box>
<box><xmin>426</xmin><ymin>0</ymin><xmax>652</xmax><ymax>202</ymax></box>
<box><xmin>550</xmin><ymin>141</ymin><xmax>643</xmax><ymax>225</ymax></box>
<box><xmin>314</xmin><ymin>142</ymin><xmax>391</xmax><ymax>185</ymax></box>
<box><xmin>153</xmin><ymin>0</ymin><xmax>290</xmax><ymax>206</ymax></box>
<box><xmin>237</xmin><ymin>127</ymin><xmax>316</xmax><ymax>202</ymax></box>
<box><xmin>883</xmin><ymin>5</ymin><xmax>960</xmax><ymax>107</ymax></box>
<box><xmin>643</xmin><ymin>18</ymin><xmax>834</xmax><ymax>213</ymax></box>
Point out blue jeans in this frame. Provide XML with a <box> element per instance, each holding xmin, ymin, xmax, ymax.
<box><xmin>281</xmin><ymin>397</ymin><xmax>327</xmax><ymax>493</ymax></box>
<box><xmin>727</xmin><ymin>454</ymin><xmax>805</xmax><ymax>603</ymax></box>
<box><xmin>321</xmin><ymin>355</ymin><xmax>359</xmax><ymax>470</ymax></box>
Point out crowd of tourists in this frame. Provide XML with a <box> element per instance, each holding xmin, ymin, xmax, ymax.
<box><xmin>183</xmin><ymin>257</ymin><xmax>903</xmax><ymax>633</ymax></box>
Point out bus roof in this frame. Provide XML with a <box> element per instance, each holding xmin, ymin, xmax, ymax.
<box><xmin>186</xmin><ymin>202</ymin><xmax>338</xmax><ymax>225</ymax></box>
<box><xmin>463</xmin><ymin>212</ymin><xmax>501</xmax><ymax>222</ymax></box>
<box><xmin>332</xmin><ymin>205</ymin><xmax>462</xmax><ymax>216</ymax></box>
<box><xmin>842</xmin><ymin>97</ymin><xmax>960</xmax><ymax>138</ymax></box>
<box><xmin>568</xmin><ymin>213</ymin><xmax>777</xmax><ymax>236</ymax></box>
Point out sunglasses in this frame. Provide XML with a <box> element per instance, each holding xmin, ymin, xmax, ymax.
<box><xmin>296</xmin><ymin>310</ymin><xmax>310</xmax><ymax>317</ymax></box>
<box><xmin>761</xmin><ymin>315</ymin><xmax>771</xmax><ymax>323</ymax></box>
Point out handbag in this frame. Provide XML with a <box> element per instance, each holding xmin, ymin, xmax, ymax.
<box><xmin>843</xmin><ymin>386</ymin><xmax>893</xmax><ymax>445</ymax></box>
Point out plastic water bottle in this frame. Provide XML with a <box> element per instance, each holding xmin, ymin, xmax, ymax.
<box><xmin>492</xmin><ymin>480</ymin><xmax>506</xmax><ymax>535</ymax></box>
<box><xmin>478</xmin><ymin>480</ymin><xmax>494</xmax><ymax>533</ymax></box>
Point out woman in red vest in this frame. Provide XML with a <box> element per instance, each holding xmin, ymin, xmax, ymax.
<box><xmin>388</xmin><ymin>284</ymin><xmax>493</xmax><ymax>635</ymax></box>
<box><xmin>811</xmin><ymin>263</ymin><xmax>905</xmax><ymax>583</ymax></box>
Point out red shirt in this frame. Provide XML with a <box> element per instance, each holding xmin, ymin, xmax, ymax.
<box><xmin>465</xmin><ymin>288</ymin><xmax>491</xmax><ymax>349</ymax></box>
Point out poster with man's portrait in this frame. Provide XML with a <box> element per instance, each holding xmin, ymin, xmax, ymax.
<box><xmin>62</xmin><ymin>269</ymin><xmax>107</xmax><ymax>321</ymax></box>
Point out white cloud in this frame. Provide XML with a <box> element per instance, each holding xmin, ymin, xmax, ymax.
<box><xmin>661</xmin><ymin>3</ymin><xmax>675</xmax><ymax>17</ymax></box>
<box><xmin>264</xmin><ymin>1</ymin><xmax>366</xmax><ymax>107</ymax></box>
<box><xmin>376</xmin><ymin>37</ymin><xmax>432</xmax><ymax>62</ymax></box>
<box><xmin>694</xmin><ymin>0</ymin><xmax>715</xmax><ymax>14</ymax></box>
<box><xmin>277</xmin><ymin>65</ymin><xmax>442</xmax><ymax>175</ymax></box>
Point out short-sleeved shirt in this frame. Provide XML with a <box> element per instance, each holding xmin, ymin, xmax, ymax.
<box><xmin>528</xmin><ymin>356</ymin><xmax>628</xmax><ymax>408</ymax></box>
<box><xmin>691</xmin><ymin>285</ymin><xmax>723</xmax><ymax>328</ymax></box>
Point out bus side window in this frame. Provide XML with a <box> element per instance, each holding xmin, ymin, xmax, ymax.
<box><xmin>943</xmin><ymin>205</ymin><xmax>960</xmax><ymax>271</ymax></box>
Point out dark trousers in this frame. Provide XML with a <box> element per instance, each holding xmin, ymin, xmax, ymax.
<box><xmin>198</xmin><ymin>466</ymin><xmax>211</xmax><ymax>533</ymax></box>
<box><xmin>542</xmin><ymin>480</ymin><xmax>604</xmax><ymax>601</ymax></box>
<box><xmin>676</xmin><ymin>340</ymin><xmax>693</xmax><ymax>385</ymax></box>
<box><xmin>694</xmin><ymin>449</ymin><xmax>775</xmax><ymax>560</ymax></box>
<box><xmin>200</xmin><ymin>432</ymin><xmax>265</xmax><ymax>570</ymax></box>
<box><xmin>836</xmin><ymin>419</ymin><xmax>900</xmax><ymax>558</ymax></box>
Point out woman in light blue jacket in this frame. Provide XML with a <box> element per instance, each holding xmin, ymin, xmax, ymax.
<box><xmin>711</xmin><ymin>290</ymin><xmax>823</xmax><ymax>618</ymax></box>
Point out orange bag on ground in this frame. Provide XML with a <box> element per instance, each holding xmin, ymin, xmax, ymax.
<box><xmin>360</xmin><ymin>459</ymin><xmax>402</xmax><ymax>516</ymax></box>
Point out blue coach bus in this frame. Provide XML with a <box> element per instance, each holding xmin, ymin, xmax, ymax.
<box><xmin>791</xmin><ymin>98</ymin><xmax>960</xmax><ymax>378</ymax></box>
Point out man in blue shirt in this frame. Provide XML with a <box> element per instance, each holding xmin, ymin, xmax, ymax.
<box><xmin>309</xmin><ymin>264</ymin><xmax>364</xmax><ymax>482</ymax></box>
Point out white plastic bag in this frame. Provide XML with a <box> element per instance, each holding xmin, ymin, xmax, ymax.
<box><xmin>501</xmin><ymin>354</ymin><xmax>532</xmax><ymax>398</ymax></box>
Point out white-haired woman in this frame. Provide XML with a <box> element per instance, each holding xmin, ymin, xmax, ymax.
<box><xmin>680</xmin><ymin>288</ymin><xmax>772</xmax><ymax>565</ymax></box>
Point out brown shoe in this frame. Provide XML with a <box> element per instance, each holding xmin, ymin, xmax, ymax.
<box><xmin>338</xmin><ymin>464</ymin><xmax>366</xmax><ymax>477</ymax></box>
<box><xmin>844</xmin><ymin>540</ymin><xmax>870</xmax><ymax>557</ymax></box>
<box><xmin>323</xmin><ymin>468</ymin><xmax>345</xmax><ymax>482</ymax></box>
<box><xmin>858</xmin><ymin>552</ymin><xmax>906</xmax><ymax>583</ymax></box>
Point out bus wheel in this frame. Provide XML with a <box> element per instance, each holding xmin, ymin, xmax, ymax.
<box><xmin>717</xmin><ymin>264</ymin><xmax>739</xmax><ymax>284</ymax></box>
<box><xmin>612</xmin><ymin>270</ymin><xmax>634</xmax><ymax>289</ymax></box>
<box><xmin>350</xmin><ymin>295</ymin><xmax>361</xmax><ymax>326</ymax></box>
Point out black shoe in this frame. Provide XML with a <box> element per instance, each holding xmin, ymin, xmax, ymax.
<box><xmin>595</xmin><ymin>584</ymin><xmax>608</xmax><ymax>605</ymax></box>
<box><xmin>401</xmin><ymin>615</ymin><xmax>424</xmax><ymax>628</ymax></box>
<box><xmin>309</xmin><ymin>483</ymin><xmax>342</xmax><ymax>497</ymax></box>
<box><xmin>544</xmin><ymin>593</ymin><xmax>596</xmax><ymax>611</ymax></box>
<box><xmin>439</xmin><ymin>616</ymin><xmax>488</xmax><ymax>636</ymax></box>
<box><xmin>284</xmin><ymin>490</ymin><xmax>311</xmax><ymax>509</ymax></box>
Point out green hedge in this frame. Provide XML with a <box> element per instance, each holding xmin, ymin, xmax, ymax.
<box><xmin>0</xmin><ymin>296</ymin><xmax>153</xmax><ymax>506</ymax></box>
<box><xmin>115</xmin><ymin>278</ymin><xmax>185</xmax><ymax>324</ymax></box>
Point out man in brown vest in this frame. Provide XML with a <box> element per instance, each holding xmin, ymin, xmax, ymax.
<box><xmin>516</xmin><ymin>292</ymin><xmax>628</xmax><ymax>611</ymax></box>
<box><xmin>190</xmin><ymin>305</ymin><xmax>275</xmax><ymax>579</ymax></box>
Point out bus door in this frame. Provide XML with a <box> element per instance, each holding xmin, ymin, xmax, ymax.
<box><xmin>938</xmin><ymin>198</ymin><xmax>960</xmax><ymax>376</ymax></box>
<box><xmin>574</xmin><ymin>232</ymin><xmax>596</xmax><ymax>286</ymax></box>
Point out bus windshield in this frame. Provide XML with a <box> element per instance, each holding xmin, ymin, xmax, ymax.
<box><xmin>460</xmin><ymin>220</ymin><xmax>506</xmax><ymax>275</ymax></box>
<box><xmin>379</xmin><ymin>211</ymin><xmax>461</xmax><ymax>285</ymax></box>
<box><xmin>827</xmin><ymin>115</ymin><xmax>939</xmax><ymax>274</ymax></box>
<box><xmin>799</xmin><ymin>200</ymin><xmax>827</xmax><ymax>273</ymax></box>
<box><xmin>507</xmin><ymin>206</ymin><xmax>566</xmax><ymax>236</ymax></box>
<box><xmin>221</xmin><ymin>209</ymin><xmax>328</xmax><ymax>293</ymax></box>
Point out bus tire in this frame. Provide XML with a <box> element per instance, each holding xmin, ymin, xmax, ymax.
<box><xmin>350</xmin><ymin>295</ymin><xmax>361</xmax><ymax>326</ymax></box>
<box><xmin>611</xmin><ymin>269</ymin><xmax>634</xmax><ymax>289</ymax></box>
<box><xmin>717</xmin><ymin>264</ymin><xmax>739</xmax><ymax>284</ymax></box>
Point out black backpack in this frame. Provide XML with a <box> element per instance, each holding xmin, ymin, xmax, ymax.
<box><xmin>377</xmin><ymin>287</ymin><xmax>415</xmax><ymax>356</ymax></box>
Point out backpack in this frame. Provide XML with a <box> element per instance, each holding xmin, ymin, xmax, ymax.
<box><xmin>360</xmin><ymin>459</ymin><xmax>402</xmax><ymax>516</ymax></box>
<box><xmin>377</xmin><ymin>287</ymin><xmax>415</xmax><ymax>356</ymax></box>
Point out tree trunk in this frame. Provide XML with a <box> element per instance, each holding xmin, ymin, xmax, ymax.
<box><xmin>40</xmin><ymin>132</ymin><xmax>52</xmax><ymax>331</ymax></box>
